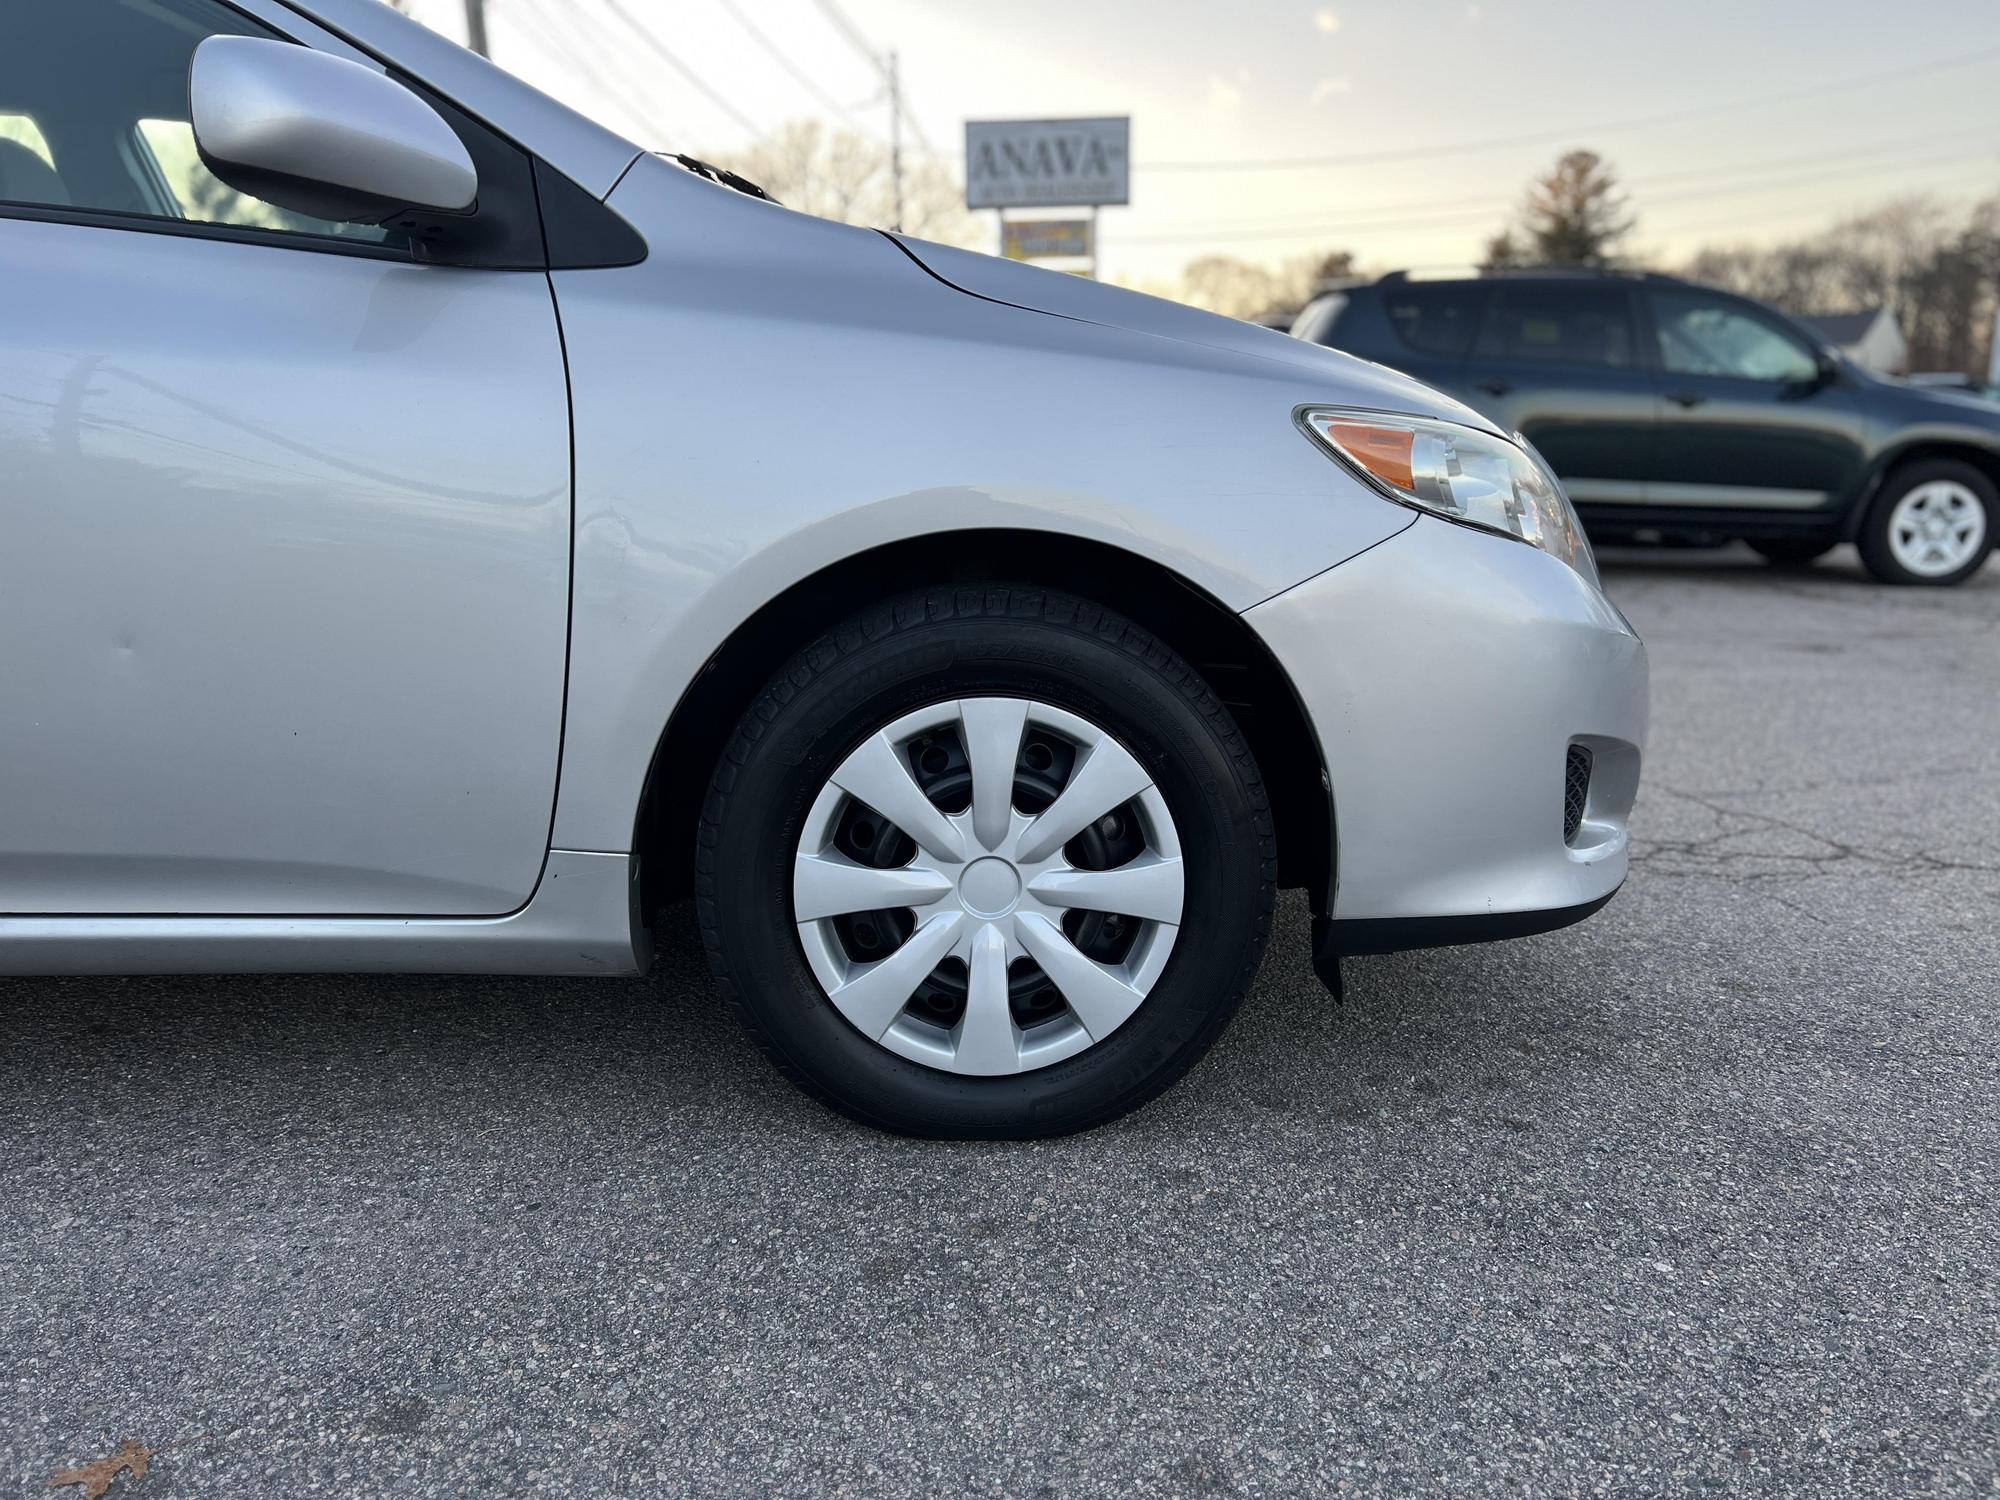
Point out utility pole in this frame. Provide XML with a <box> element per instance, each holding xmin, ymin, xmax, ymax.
<box><xmin>887</xmin><ymin>48</ymin><xmax>904</xmax><ymax>234</ymax></box>
<box><xmin>463</xmin><ymin>0</ymin><xmax>489</xmax><ymax>57</ymax></box>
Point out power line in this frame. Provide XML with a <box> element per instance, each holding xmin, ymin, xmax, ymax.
<box><xmin>801</xmin><ymin>0</ymin><xmax>923</xmax><ymax>230</ymax></box>
<box><xmin>595</xmin><ymin>0</ymin><xmax>765</xmax><ymax>138</ymax></box>
<box><xmin>808</xmin><ymin>0</ymin><xmax>885</xmax><ymax>72</ymax></box>
<box><xmin>1107</xmin><ymin>148</ymin><xmax>2000</xmax><ymax>246</ymax></box>
<box><xmin>506</xmin><ymin>0</ymin><xmax>685</xmax><ymax>143</ymax></box>
<box><xmin>1611</xmin><ymin>175</ymin><xmax>2000</xmax><ymax>245</ymax></box>
<box><xmin>798</xmin><ymin>0</ymin><xmax>943</xmax><ymax>158</ymax></box>
<box><xmin>1188</xmin><ymin>170</ymin><xmax>2000</xmax><ymax>253</ymax></box>
<box><xmin>715</xmin><ymin>0</ymin><xmax>869</xmax><ymax>128</ymax></box>
<box><xmin>984</xmin><ymin>45</ymin><xmax>2000</xmax><ymax>174</ymax></box>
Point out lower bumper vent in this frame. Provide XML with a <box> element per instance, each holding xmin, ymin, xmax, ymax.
<box><xmin>1563</xmin><ymin>745</ymin><xmax>1594</xmax><ymax>845</ymax></box>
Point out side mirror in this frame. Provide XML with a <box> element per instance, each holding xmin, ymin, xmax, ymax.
<box><xmin>1813</xmin><ymin>351</ymin><xmax>1843</xmax><ymax>388</ymax></box>
<box><xmin>190</xmin><ymin>36</ymin><xmax>476</xmax><ymax>224</ymax></box>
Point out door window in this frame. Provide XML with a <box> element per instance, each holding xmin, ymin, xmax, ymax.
<box><xmin>1648</xmin><ymin>290</ymin><xmax>1820</xmax><ymax>383</ymax></box>
<box><xmin>0</xmin><ymin>0</ymin><xmax>402</xmax><ymax>249</ymax></box>
<box><xmin>1383</xmin><ymin>283</ymin><xmax>1484</xmax><ymax>357</ymax></box>
<box><xmin>1475</xmin><ymin>284</ymin><xmax>1636</xmax><ymax>368</ymax></box>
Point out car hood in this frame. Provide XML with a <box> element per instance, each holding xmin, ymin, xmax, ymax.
<box><xmin>890</xmin><ymin>235</ymin><xmax>1502</xmax><ymax>435</ymax></box>
<box><xmin>1848</xmin><ymin>365</ymin><xmax>2000</xmax><ymax>432</ymax></box>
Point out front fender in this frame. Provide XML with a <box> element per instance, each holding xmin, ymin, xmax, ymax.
<box><xmin>544</xmin><ymin>157</ymin><xmax>1420</xmax><ymax>853</ymax></box>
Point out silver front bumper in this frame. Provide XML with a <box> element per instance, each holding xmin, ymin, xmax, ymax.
<box><xmin>1245</xmin><ymin>515</ymin><xmax>1648</xmax><ymax>945</ymax></box>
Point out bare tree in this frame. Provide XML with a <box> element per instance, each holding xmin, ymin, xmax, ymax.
<box><xmin>1685</xmin><ymin>193</ymin><xmax>2000</xmax><ymax>376</ymax></box>
<box><xmin>714</xmin><ymin>120</ymin><xmax>981</xmax><ymax>246</ymax></box>
<box><xmin>1174</xmin><ymin>249</ymin><xmax>1356</xmax><ymax>322</ymax></box>
<box><xmin>1481</xmin><ymin>228</ymin><xmax>1527</xmax><ymax>271</ymax></box>
<box><xmin>1311</xmin><ymin>249</ymin><xmax>1359</xmax><ymax>284</ymax></box>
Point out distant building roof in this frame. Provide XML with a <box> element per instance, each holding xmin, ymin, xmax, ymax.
<box><xmin>1802</xmin><ymin>309</ymin><xmax>1886</xmax><ymax>344</ymax></box>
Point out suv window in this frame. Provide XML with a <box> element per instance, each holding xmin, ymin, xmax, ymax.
<box><xmin>1475</xmin><ymin>284</ymin><xmax>1635</xmax><ymax>368</ymax></box>
<box><xmin>1289</xmin><ymin>291</ymin><xmax>1349</xmax><ymax>346</ymax></box>
<box><xmin>1649</xmin><ymin>290</ymin><xmax>1820</xmax><ymax>383</ymax></box>
<box><xmin>0</xmin><ymin>0</ymin><xmax>402</xmax><ymax>249</ymax></box>
<box><xmin>1383</xmin><ymin>283</ymin><xmax>1483</xmax><ymax>357</ymax></box>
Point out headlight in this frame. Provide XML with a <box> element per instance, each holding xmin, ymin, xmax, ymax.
<box><xmin>1298</xmin><ymin>408</ymin><xmax>1597</xmax><ymax>584</ymax></box>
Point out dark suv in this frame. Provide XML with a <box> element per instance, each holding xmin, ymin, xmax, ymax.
<box><xmin>1293</xmin><ymin>270</ymin><xmax>1999</xmax><ymax>585</ymax></box>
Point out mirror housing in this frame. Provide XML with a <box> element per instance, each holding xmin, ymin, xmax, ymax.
<box><xmin>190</xmin><ymin>36</ymin><xmax>476</xmax><ymax>224</ymax></box>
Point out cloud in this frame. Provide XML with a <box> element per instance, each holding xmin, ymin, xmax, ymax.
<box><xmin>1310</xmin><ymin>75</ymin><xmax>1352</xmax><ymax>105</ymax></box>
<box><xmin>1205</xmin><ymin>67</ymin><xmax>1250</xmax><ymax>118</ymax></box>
<box><xmin>1313</xmin><ymin>7</ymin><xmax>1341</xmax><ymax>32</ymax></box>
<box><xmin>1465</xmin><ymin>2</ymin><xmax>1484</xmax><ymax>18</ymax></box>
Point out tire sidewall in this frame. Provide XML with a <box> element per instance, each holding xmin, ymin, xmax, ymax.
<box><xmin>703</xmin><ymin>600</ymin><xmax>1267</xmax><ymax>1137</ymax></box>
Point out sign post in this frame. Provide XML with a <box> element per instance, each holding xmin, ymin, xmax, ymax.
<box><xmin>965</xmin><ymin>117</ymin><xmax>1129</xmax><ymax>278</ymax></box>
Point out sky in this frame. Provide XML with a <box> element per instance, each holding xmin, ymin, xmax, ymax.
<box><xmin>400</xmin><ymin>0</ymin><xmax>2000</xmax><ymax>283</ymax></box>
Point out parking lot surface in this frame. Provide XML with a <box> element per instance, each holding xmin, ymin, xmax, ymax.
<box><xmin>3</xmin><ymin>546</ymin><xmax>1995</xmax><ymax>1499</ymax></box>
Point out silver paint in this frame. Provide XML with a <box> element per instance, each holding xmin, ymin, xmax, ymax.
<box><xmin>276</xmin><ymin>0</ymin><xmax>642</xmax><ymax>198</ymax></box>
<box><xmin>1</xmin><ymin>1</ymin><xmax>1647</xmax><ymax>974</ymax></box>
<box><xmin>0</xmin><ymin>218</ymin><xmax>570</xmax><ymax>915</ymax></box>
<box><xmin>0</xmin><ymin>852</ymin><xmax>646</xmax><ymax>974</ymax></box>
<box><xmin>548</xmin><ymin>157</ymin><xmax>1460</xmax><ymax>853</ymax></box>
<box><xmin>1246</xmin><ymin>515</ymin><xmax>1648</xmax><ymax>923</ymax></box>
<box><xmin>191</xmin><ymin>36</ymin><xmax>478</xmax><ymax>212</ymax></box>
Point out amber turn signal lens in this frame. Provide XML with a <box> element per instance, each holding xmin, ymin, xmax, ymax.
<box><xmin>1324</xmin><ymin>420</ymin><xmax>1416</xmax><ymax>493</ymax></box>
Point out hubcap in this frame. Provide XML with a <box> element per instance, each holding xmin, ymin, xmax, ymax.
<box><xmin>792</xmin><ymin>698</ymin><xmax>1184</xmax><ymax>1077</ymax></box>
<box><xmin>957</xmin><ymin>857</ymin><xmax>1022</xmax><ymax>918</ymax></box>
<box><xmin>1888</xmin><ymin>480</ymin><xmax>1986</xmax><ymax>577</ymax></box>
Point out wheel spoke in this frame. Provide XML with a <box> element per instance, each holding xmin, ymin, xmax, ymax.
<box><xmin>823</xmin><ymin>911</ymin><xmax>964</xmax><ymax>1039</ymax></box>
<box><xmin>958</xmin><ymin>697</ymin><xmax>1028</xmax><ymax>852</ymax></box>
<box><xmin>1014</xmin><ymin>733</ymin><xmax>1152</xmax><ymax>864</ymax></box>
<box><xmin>1014</xmin><ymin>911</ymin><xmax>1148</xmax><ymax>1039</ymax></box>
<box><xmin>952</xmin><ymin>921</ymin><xmax>1020</xmax><ymax>1075</ymax></box>
<box><xmin>793</xmin><ymin>852</ymin><xmax>953</xmax><ymax>921</ymax></box>
<box><xmin>1027</xmin><ymin>855</ymin><xmax>1184</xmax><ymax>925</ymax></box>
<box><xmin>830</xmin><ymin>731</ymin><xmax>965</xmax><ymax>863</ymax></box>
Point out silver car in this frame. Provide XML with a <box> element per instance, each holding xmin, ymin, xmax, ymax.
<box><xmin>0</xmin><ymin>0</ymin><xmax>1647</xmax><ymax>1137</ymax></box>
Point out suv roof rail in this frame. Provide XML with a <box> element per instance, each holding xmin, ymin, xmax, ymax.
<box><xmin>1376</xmin><ymin>265</ymin><xmax>1686</xmax><ymax>285</ymax></box>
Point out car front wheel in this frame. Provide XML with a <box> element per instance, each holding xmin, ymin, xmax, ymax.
<box><xmin>697</xmin><ymin>586</ymin><xmax>1275</xmax><ymax>1138</ymax></box>
<box><xmin>1857</xmin><ymin>460</ymin><xmax>1995</xmax><ymax>585</ymax></box>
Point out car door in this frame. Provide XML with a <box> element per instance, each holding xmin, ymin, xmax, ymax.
<box><xmin>1456</xmin><ymin>281</ymin><xmax>1660</xmax><ymax>510</ymax></box>
<box><xmin>1641</xmin><ymin>286</ymin><xmax>1867</xmax><ymax>512</ymax></box>
<box><xmin>0</xmin><ymin>0</ymin><xmax>571</xmax><ymax>916</ymax></box>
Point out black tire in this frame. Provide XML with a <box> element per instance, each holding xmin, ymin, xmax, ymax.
<box><xmin>1748</xmin><ymin>537</ymin><xmax>1836</xmax><ymax>568</ymax></box>
<box><xmin>1857</xmin><ymin>459</ymin><xmax>1996</xmax><ymax>586</ymax></box>
<box><xmin>696</xmin><ymin>586</ymin><xmax>1276</xmax><ymax>1139</ymax></box>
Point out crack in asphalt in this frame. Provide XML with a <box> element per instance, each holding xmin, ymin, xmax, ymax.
<box><xmin>1631</xmin><ymin>783</ymin><xmax>2000</xmax><ymax>886</ymax></box>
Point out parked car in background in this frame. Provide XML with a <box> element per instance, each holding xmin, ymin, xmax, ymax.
<box><xmin>0</xmin><ymin>0</ymin><xmax>1646</xmax><ymax>1137</ymax></box>
<box><xmin>1293</xmin><ymin>270</ymin><xmax>2000</xmax><ymax>585</ymax></box>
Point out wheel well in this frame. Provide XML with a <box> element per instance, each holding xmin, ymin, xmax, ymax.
<box><xmin>1854</xmin><ymin>442</ymin><xmax>2000</xmax><ymax>531</ymax></box>
<box><xmin>633</xmin><ymin>530</ymin><xmax>1331</xmax><ymax>916</ymax></box>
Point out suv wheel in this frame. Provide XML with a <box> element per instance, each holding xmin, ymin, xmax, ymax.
<box><xmin>1747</xmin><ymin>538</ymin><xmax>1835</xmax><ymax>568</ymax></box>
<box><xmin>697</xmin><ymin>587</ymin><xmax>1276</xmax><ymax>1138</ymax></box>
<box><xmin>1858</xmin><ymin>460</ymin><xmax>1995</xmax><ymax>585</ymax></box>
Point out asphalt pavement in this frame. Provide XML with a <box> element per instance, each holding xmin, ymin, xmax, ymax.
<box><xmin>3</xmin><ymin>544</ymin><xmax>1995</xmax><ymax>1498</ymax></box>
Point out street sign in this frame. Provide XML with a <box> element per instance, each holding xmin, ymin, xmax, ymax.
<box><xmin>964</xmin><ymin>118</ymin><xmax>1130</xmax><ymax>210</ymax></box>
<box><xmin>1002</xmin><ymin>219</ymin><xmax>1093</xmax><ymax>261</ymax></box>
